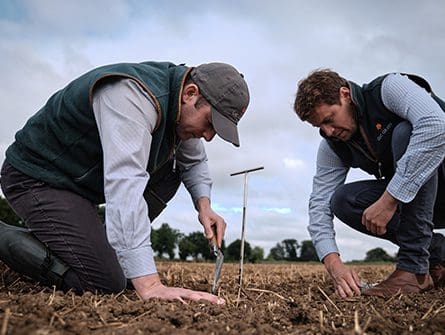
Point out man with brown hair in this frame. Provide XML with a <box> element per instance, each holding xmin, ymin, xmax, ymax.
<box><xmin>0</xmin><ymin>61</ymin><xmax>249</xmax><ymax>304</ymax></box>
<box><xmin>294</xmin><ymin>69</ymin><xmax>445</xmax><ymax>298</ymax></box>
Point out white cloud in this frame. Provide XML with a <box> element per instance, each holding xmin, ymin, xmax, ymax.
<box><xmin>283</xmin><ymin>158</ymin><xmax>304</xmax><ymax>169</ymax></box>
<box><xmin>211</xmin><ymin>203</ymin><xmax>243</xmax><ymax>214</ymax></box>
<box><xmin>263</xmin><ymin>207</ymin><xmax>291</xmax><ymax>215</ymax></box>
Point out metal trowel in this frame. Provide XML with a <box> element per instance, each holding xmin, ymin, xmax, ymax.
<box><xmin>209</xmin><ymin>235</ymin><xmax>224</xmax><ymax>294</ymax></box>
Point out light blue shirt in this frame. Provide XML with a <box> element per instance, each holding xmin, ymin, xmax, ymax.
<box><xmin>308</xmin><ymin>73</ymin><xmax>445</xmax><ymax>261</ymax></box>
<box><xmin>92</xmin><ymin>79</ymin><xmax>212</xmax><ymax>278</ymax></box>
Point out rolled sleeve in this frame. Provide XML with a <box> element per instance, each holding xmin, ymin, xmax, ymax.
<box><xmin>382</xmin><ymin>73</ymin><xmax>445</xmax><ymax>203</ymax></box>
<box><xmin>314</xmin><ymin>239</ymin><xmax>340</xmax><ymax>262</ymax></box>
<box><xmin>117</xmin><ymin>246</ymin><xmax>157</xmax><ymax>278</ymax></box>
<box><xmin>386</xmin><ymin>173</ymin><xmax>420</xmax><ymax>203</ymax></box>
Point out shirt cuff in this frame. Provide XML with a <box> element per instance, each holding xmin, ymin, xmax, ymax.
<box><xmin>315</xmin><ymin>239</ymin><xmax>339</xmax><ymax>262</ymax></box>
<box><xmin>387</xmin><ymin>172</ymin><xmax>420</xmax><ymax>203</ymax></box>
<box><xmin>189</xmin><ymin>184</ymin><xmax>211</xmax><ymax>205</ymax></box>
<box><xmin>116</xmin><ymin>245</ymin><xmax>157</xmax><ymax>278</ymax></box>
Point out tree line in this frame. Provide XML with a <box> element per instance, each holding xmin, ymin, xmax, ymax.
<box><xmin>0</xmin><ymin>197</ymin><xmax>394</xmax><ymax>263</ymax></box>
<box><xmin>137</xmin><ymin>221</ymin><xmax>320</xmax><ymax>263</ymax></box>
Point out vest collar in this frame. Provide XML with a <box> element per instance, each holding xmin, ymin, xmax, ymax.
<box><xmin>348</xmin><ymin>81</ymin><xmax>365</xmax><ymax>120</ymax></box>
<box><xmin>173</xmin><ymin>67</ymin><xmax>193</xmax><ymax>124</ymax></box>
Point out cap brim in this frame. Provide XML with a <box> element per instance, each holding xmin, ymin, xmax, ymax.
<box><xmin>211</xmin><ymin>108</ymin><xmax>240</xmax><ymax>147</ymax></box>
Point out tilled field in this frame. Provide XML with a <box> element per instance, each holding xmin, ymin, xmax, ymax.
<box><xmin>0</xmin><ymin>262</ymin><xmax>444</xmax><ymax>334</ymax></box>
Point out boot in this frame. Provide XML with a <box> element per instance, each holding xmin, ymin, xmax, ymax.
<box><xmin>0</xmin><ymin>220</ymin><xmax>69</xmax><ymax>288</ymax></box>
<box><xmin>429</xmin><ymin>233</ymin><xmax>445</xmax><ymax>288</ymax></box>
<box><xmin>430</xmin><ymin>262</ymin><xmax>445</xmax><ymax>288</ymax></box>
<box><xmin>362</xmin><ymin>269</ymin><xmax>434</xmax><ymax>297</ymax></box>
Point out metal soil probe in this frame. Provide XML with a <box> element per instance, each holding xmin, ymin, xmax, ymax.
<box><xmin>230</xmin><ymin>166</ymin><xmax>264</xmax><ymax>303</ymax></box>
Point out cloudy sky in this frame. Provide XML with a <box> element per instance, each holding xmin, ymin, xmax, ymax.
<box><xmin>1</xmin><ymin>0</ymin><xmax>444</xmax><ymax>261</ymax></box>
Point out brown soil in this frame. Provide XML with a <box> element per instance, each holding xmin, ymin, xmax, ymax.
<box><xmin>0</xmin><ymin>262</ymin><xmax>444</xmax><ymax>334</ymax></box>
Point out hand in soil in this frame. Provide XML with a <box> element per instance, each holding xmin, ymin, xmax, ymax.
<box><xmin>141</xmin><ymin>283</ymin><xmax>225</xmax><ymax>305</ymax></box>
<box><xmin>324</xmin><ymin>253</ymin><xmax>362</xmax><ymax>298</ymax></box>
<box><xmin>132</xmin><ymin>273</ymin><xmax>225</xmax><ymax>305</ymax></box>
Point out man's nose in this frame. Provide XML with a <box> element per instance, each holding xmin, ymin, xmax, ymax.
<box><xmin>321</xmin><ymin>125</ymin><xmax>335</xmax><ymax>137</ymax></box>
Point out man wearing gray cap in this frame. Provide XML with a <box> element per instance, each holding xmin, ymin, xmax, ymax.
<box><xmin>0</xmin><ymin>61</ymin><xmax>249</xmax><ymax>304</ymax></box>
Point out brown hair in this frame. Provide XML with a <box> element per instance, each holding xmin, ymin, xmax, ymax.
<box><xmin>184</xmin><ymin>71</ymin><xmax>211</xmax><ymax>110</ymax></box>
<box><xmin>293</xmin><ymin>69</ymin><xmax>349</xmax><ymax>121</ymax></box>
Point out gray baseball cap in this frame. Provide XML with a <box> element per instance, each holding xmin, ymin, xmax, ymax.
<box><xmin>191</xmin><ymin>62</ymin><xmax>250</xmax><ymax>147</ymax></box>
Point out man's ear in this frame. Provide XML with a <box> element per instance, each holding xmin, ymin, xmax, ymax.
<box><xmin>182</xmin><ymin>83</ymin><xmax>200</xmax><ymax>103</ymax></box>
<box><xmin>339</xmin><ymin>86</ymin><xmax>351</xmax><ymax>102</ymax></box>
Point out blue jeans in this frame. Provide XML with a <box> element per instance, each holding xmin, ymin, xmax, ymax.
<box><xmin>330</xmin><ymin>121</ymin><xmax>445</xmax><ymax>274</ymax></box>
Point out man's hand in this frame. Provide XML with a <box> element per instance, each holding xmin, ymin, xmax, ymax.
<box><xmin>362</xmin><ymin>190</ymin><xmax>398</xmax><ymax>235</ymax></box>
<box><xmin>323</xmin><ymin>253</ymin><xmax>361</xmax><ymax>298</ymax></box>
<box><xmin>132</xmin><ymin>273</ymin><xmax>225</xmax><ymax>305</ymax></box>
<box><xmin>196</xmin><ymin>197</ymin><xmax>226</xmax><ymax>247</ymax></box>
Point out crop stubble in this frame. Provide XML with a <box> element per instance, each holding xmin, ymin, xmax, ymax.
<box><xmin>0</xmin><ymin>262</ymin><xmax>444</xmax><ymax>334</ymax></box>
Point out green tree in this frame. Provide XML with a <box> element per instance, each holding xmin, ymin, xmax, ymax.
<box><xmin>299</xmin><ymin>240</ymin><xmax>318</xmax><ymax>261</ymax></box>
<box><xmin>268</xmin><ymin>242</ymin><xmax>285</xmax><ymax>261</ymax></box>
<box><xmin>178</xmin><ymin>236</ymin><xmax>195</xmax><ymax>260</ymax></box>
<box><xmin>364</xmin><ymin>248</ymin><xmax>394</xmax><ymax>262</ymax></box>
<box><xmin>364</xmin><ymin>247</ymin><xmax>395</xmax><ymax>262</ymax></box>
<box><xmin>250</xmin><ymin>246</ymin><xmax>264</xmax><ymax>263</ymax></box>
<box><xmin>151</xmin><ymin>223</ymin><xmax>181</xmax><ymax>259</ymax></box>
<box><xmin>225</xmin><ymin>239</ymin><xmax>252</xmax><ymax>262</ymax></box>
<box><xmin>178</xmin><ymin>231</ymin><xmax>225</xmax><ymax>261</ymax></box>
<box><xmin>0</xmin><ymin>196</ymin><xmax>22</xmax><ymax>226</ymax></box>
<box><xmin>282</xmin><ymin>239</ymin><xmax>299</xmax><ymax>261</ymax></box>
<box><xmin>185</xmin><ymin>231</ymin><xmax>213</xmax><ymax>261</ymax></box>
